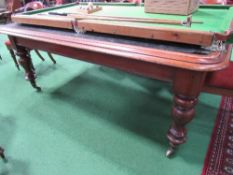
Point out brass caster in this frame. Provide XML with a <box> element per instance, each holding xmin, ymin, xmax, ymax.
<box><xmin>166</xmin><ymin>147</ymin><xmax>175</xmax><ymax>158</ymax></box>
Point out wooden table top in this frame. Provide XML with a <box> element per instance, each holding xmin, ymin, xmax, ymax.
<box><xmin>11</xmin><ymin>3</ymin><xmax>233</xmax><ymax>46</ymax></box>
<box><xmin>0</xmin><ymin>23</ymin><xmax>231</xmax><ymax>72</ymax></box>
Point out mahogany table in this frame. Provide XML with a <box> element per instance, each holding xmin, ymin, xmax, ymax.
<box><xmin>0</xmin><ymin>23</ymin><xmax>232</xmax><ymax>157</ymax></box>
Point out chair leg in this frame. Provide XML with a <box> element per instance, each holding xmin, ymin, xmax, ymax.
<box><xmin>6</xmin><ymin>45</ymin><xmax>20</xmax><ymax>70</ymax></box>
<box><xmin>34</xmin><ymin>49</ymin><xmax>45</xmax><ymax>61</ymax></box>
<box><xmin>47</xmin><ymin>53</ymin><xmax>56</xmax><ymax>64</ymax></box>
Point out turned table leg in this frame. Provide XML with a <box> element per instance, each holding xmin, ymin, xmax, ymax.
<box><xmin>166</xmin><ymin>95</ymin><xmax>198</xmax><ymax>156</ymax></box>
<box><xmin>15</xmin><ymin>47</ymin><xmax>41</xmax><ymax>91</ymax></box>
<box><xmin>166</xmin><ymin>70</ymin><xmax>206</xmax><ymax>157</ymax></box>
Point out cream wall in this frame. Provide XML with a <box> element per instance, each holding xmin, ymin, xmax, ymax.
<box><xmin>0</xmin><ymin>0</ymin><xmax>6</xmax><ymax>8</ymax></box>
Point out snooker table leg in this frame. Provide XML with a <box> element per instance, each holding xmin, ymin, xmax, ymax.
<box><xmin>166</xmin><ymin>70</ymin><xmax>206</xmax><ymax>157</ymax></box>
<box><xmin>15</xmin><ymin>46</ymin><xmax>41</xmax><ymax>92</ymax></box>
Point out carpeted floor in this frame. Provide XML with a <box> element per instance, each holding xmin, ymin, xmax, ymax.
<box><xmin>202</xmin><ymin>96</ymin><xmax>233</xmax><ymax>175</ymax></box>
<box><xmin>0</xmin><ymin>34</ymin><xmax>221</xmax><ymax>175</ymax></box>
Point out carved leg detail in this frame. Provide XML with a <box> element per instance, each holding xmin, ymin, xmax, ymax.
<box><xmin>16</xmin><ymin>48</ymin><xmax>41</xmax><ymax>91</ymax></box>
<box><xmin>166</xmin><ymin>95</ymin><xmax>198</xmax><ymax>157</ymax></box>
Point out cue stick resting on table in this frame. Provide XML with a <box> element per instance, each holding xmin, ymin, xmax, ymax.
<box><xmin>48</xmin><ymin>12</ymin><xmax>203</xmax><ymax>27</ymax></box>
<box><xmin>71</xmin><ymin>14</ymin><xmax>195</xmax><ymax>27</ymax></box>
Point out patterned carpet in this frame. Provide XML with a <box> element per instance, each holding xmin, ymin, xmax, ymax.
<box><xmin>202</xmin><ymin>96</ymin><xmax>233</xmax><ymax>175</ymax></box>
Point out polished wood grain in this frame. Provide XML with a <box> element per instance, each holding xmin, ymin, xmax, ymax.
<box><xmin>167</xmin><ymin>70</ymin><xmax>206</xmax><ymax>156</ymax></box>
<box><xmin>1</xmin><ymin>23</ymin><xmax>232</xmax><ymax>157</ymax></box>
<box><xmin>0</xmin><ymin>26</ymin><xmax>229</xmax><ymax>71</ymax></box>
<box><xmin>11</xmin><ymin>14</ymin><xmax>216</xmax><ymax>46</ymax></box>
<box><xmin>11</xmin><ymin>6</ymin><xmax>233</xmax><ymax>47</ymax></box>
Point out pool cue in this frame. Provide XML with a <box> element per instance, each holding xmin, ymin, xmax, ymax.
<box><xmin>48</xmin><ymin>12</ymin><xmax>202</xmax><ymax>27</ymax></box>
<box><xmin>71</xmin><ymin>14</ymin><xmax>197</xmax><ymax>27</ymax></box>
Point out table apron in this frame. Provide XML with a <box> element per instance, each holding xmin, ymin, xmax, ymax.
<box><xmin>12</xmin><ymin>36</ymin><xmax>182</xmax><ymax>82</ymax></box>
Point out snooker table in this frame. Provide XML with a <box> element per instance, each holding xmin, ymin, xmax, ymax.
<box><xmin>11</xmin><ymin>2</ymin><xmax>233</xmax><ymax>47</ymax></box>
<box><xmin>0</xmin><ymin>3</ymin><xmax>233</xmax><ymax>157</ymax></box>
